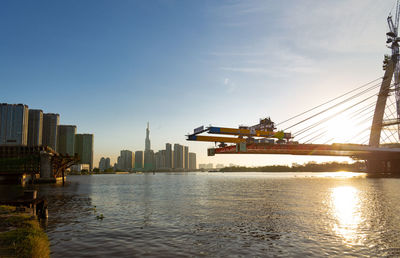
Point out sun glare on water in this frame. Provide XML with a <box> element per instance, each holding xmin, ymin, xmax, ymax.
<box><xmin>330</xmin><ymin>186</ymin><xmax>366</xmax><ymax>246</ymax></box>
<box><xmin>319</xmin><ymin>171</ymin><xmax>366</xmax><ymax>178</ymax></box>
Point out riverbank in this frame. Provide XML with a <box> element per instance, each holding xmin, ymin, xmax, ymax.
<box><xmin>0</xmin><ymin>205</ymin><xmax>50</xmax><ymax>258</ymax></box>
<box><xmin>220</xmin><ymin>161</ymin><xmax>366</xmax><ymax>172</ymax></box>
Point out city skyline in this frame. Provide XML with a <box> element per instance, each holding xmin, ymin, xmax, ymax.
<box><xmin>102</xmin><ymin>123</ymin><xmax>197</xmax><ymax>171</ymax></box>
<box><xmin>1</xmin><ymin>0</ymin><xmax>393</xmax><ymax>166</ymax></box>
<box><xmin>0</xmin><ymin>103</ymin><xmax>94</xmax><ymax>171</ymax></box>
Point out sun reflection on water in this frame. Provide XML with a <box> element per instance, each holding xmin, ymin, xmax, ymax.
<box><xmin>330</xmin><ymin>186</ymin><xmax>365</xmax><ymax>246</ymax></box>
<box><xmin>320</xmin><ymin>171</ymin><xmax>366</xmax><ymax>178</ymax></box>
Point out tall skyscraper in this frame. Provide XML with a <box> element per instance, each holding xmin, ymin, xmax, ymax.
<box><xmin>57</xmin><ymin>125</ymin><xmax>76</xmax><ymax>156</ymax></box>
<box><xmin>117</xmin><ymin>156</ymin><xmax>122</xmax><ymax>170</ymax></box>
<box><xmin>0</xmin><ymin>103</ymin><xmax>29</xmax><ymax>146</ymax></box>
<box><xmin>105</xmin><ymin>158</ymin><xmax>111</xmax><ymax>169</ymax></box>
<box><xmin>161</xmin><ymin>150</ymin><xmax>166</xmax><ymax>169</ymax></box>
<box><xmin>165</xmin><ymin>143</ymin><xmax>173</xmax><ymax>169</ymax></box>
<box><xmin>144</xmin><ymin>150</ymin><xmax>155</xmax><ymax>171</ymax></box>
<box><xmin>184</xmin><ymin>146</ymin><xmax>189</xmax><ymax>169</ymax></box>
<box><xmin>155</xmin><ymin>151</ymin><xmax>161</xmax><ymax>170</ymax></box>
<box><xmin>119</xmin><ymin>150</ymin><xmax>134</xmax><ymax>171</ymax></box>
<box><xmin>145</xmin><ymin>122</ymin><xmax>150</xmax><ymax>151</ymax></box>
<box><xmin>75</xmin><ymin>134</ymin><xmax>94</xmax><ymax>170</ymax></box>
<box><xmin>99</xmin><ymin>157</ymin><xmax>106</xmax><ymax>171</ymax></box>
<box><xmin>173</xmin><ymin>144</ymin><xmax>184</xmax><ymax>169</ymax></box>
<box><xmin>189</xmin><ymin>152</ymin><xmax>197</xmax><ymax>170</ymax></box>
<box><xmin>144</xmin><ymin>123</ymin><xmax>155</xmax><ymax>170</ymax></box>
<box><xmin>155</xmin><ymin>150</ymin><xmax>166</xmax><ymax>169</ymax></box>
<box><xmin>135</xmin><ymin>151</ymin><xmax>144</xmax><ymax>169</ymax></box>
<box><xmin>27</xmin><ymin>109</ymin><xmax>43</xmax><ymax>146</ymax></box>
<box><xmin>42</xmin><ymin>113</ymin><xmax>59</xmax><ymax>150</ymax></box>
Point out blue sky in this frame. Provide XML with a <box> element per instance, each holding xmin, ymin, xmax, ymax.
<box><xmin>0</xmin><ymin>0</ymin><xmax>396</xmax><ymax>166</ymax></box>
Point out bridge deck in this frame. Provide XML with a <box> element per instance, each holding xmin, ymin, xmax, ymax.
<box><xmin>211</xmin><ymin>143</ymin><xmax>400</xmax><ymax>159</ymax></box>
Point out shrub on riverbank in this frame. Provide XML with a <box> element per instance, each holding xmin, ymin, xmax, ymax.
<box><xmin>0</xmin><ymin>205</ymin><xmax>50</xmax><ymax>258</ymax></box>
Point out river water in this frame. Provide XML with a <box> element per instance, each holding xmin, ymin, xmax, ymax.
<box><xmin>11</xmin><ymin>172</ymin><xmax>400</xmax><ymax>257</ymax></box>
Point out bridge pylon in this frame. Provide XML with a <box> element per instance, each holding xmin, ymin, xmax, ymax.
<box><xmin>367</xmin><ymin>60</ymin><xmax>400</xmax><ymax>173</ymax></box>
<box><xmin>367</xmin><ymin>3</ymin><xmax>400</xmax><ymax>174</ymax></box>
<box><xmin>369</xmin><ymin>58</ymin><xmax>396</xmax><ymax>147</ymax></box>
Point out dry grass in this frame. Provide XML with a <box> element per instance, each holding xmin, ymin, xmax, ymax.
<box><xmin>0</xmin><ymin>205</ymin><xmax>50</xmax><ymax>258</ymax></box>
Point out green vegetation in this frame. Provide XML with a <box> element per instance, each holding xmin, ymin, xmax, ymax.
<box><xmin>219</xmin><ymin>161</ymin><xmax>366</xmax><ymax>172</ymax></box>
<box><xmin>0</xmin><ymin>205</ymin><xmax>50</xmax><ymax>258</ymax></box>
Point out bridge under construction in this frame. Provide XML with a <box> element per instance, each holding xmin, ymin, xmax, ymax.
<box><xmin>0</xmin><ymin>146</ymin><xmax>78</xmax><ymax>184</ymax></box>
<box><xmin>187</xmin><ymin>1</ymin><xmax>400</xmax><ymax>174</ymax></box>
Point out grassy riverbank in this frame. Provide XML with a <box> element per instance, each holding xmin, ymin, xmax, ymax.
<box><xmin>0</xmin><ymin>205</ymin><xmax>50</xmax><ymax>258</ymax></box>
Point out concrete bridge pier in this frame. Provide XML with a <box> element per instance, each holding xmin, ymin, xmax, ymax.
<box><xmin>40</xmin><ymin>152</ymin><xmax>53</xmax><ymax>179</ymax></box>
<box><xmin>367</xmin><ymin>158</ymin><xmax>400</xmax><ymax>174</ymax></box>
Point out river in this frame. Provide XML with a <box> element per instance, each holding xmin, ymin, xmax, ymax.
<box><xmin>6</xmin><ymin>172</ymin><xmax>400</xmax><ymax>257</ymax></box>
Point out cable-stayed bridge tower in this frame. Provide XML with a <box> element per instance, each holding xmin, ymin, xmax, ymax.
<box><xmin>370</xmin><ymin>0</ymin><xmax>400</xmax><ymax>146</ymax></box>
<box><xmin>186</xmin><ymin>1</ymin><xmax>400</xmax><ymax>175</ymax></box>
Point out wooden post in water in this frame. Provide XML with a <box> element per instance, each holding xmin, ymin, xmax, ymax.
<box><xmin>62</xmin><ymin>168</ymin><xmax>65</xmax><ymax>185</ymax></box>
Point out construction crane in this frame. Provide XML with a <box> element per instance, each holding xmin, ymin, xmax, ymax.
<box><xmin>187</xmin><ymin>117</ymin><xmax>294</xmax><ymax>149</ymax></box>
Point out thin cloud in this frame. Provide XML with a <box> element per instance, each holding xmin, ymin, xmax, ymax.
<box><xmin>223</xmin><ymin>77</ymin><xmax>236</xmax><ymax>93</ymax></box>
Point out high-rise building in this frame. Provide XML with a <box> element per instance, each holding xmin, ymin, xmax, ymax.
<box><xmin>0</xmin><ymin>103</ymin><xmax>29</xmax><ymax>146</ymax></box>
<box><xmin>216</xmin><ymin>164</ymin><xmax>224</xmax><ymax>169</ymax></box>
<box><xmin>135</xmin><ymin>151</ymin><xmax>144</xmax><ymax>169</ymax></box>
<box><xmin>199</xmin><ymin>163</ymin><xmax>214</xmax><ymax>169</ymax></box>
<box><xmin>165</xmin><ymin>143</ymin><xmax>173</xmax><ymax>169</ymax></box>
<box><xmin>105</xmin><ymin>157</ymin><xmax>111</xmax><ymax>169</ymax></box>
<box><xmin>155</xmin><ymin>151</ymin><xmax>161</xmax><ymax>169</ymax></box>
<box><xmin>119</xmin><ymin>150</ymin><xmax>134</xmax><ymax>171</ymax></box>
<box><xmin>145</xmin><ymin>122</ymin><xmax>151</xmax><ymax>151</ymax></box>
<box><xmin>143</xmin><ymin>123</ymin><xmax>154</xmax><ymax>170</ymax></box>
<box><xmin>173</xmin><ymin>144</ymin><xmax>184</xmax><ymax>169</ymax></box>
<box><xmin>99</xmin><ymin>157</ymin><xmax>106</xmax><ymax>171</ymax></box>
<box><xmin>100</xmin><ymin>157</ymin><xmax>111</xmax><ymax>171</ymax></box>
<box><xmin>161</xmin><ymin>150</ymin><xmax>166</xmax><ymax>169</ymax></box>
<box><xmin>57</xmin><ymin>125</ymin><xmax>76</xmax><ymax>156</ymax></box>
<box><xmin>42</xmin><ymin>113</ymin><xmax>59</xmax><ymax>150</ymax></box>
<box><xmin>75</xmin><ymin>134</ymin><xmax>94</xmax><ymax>170</ymax></box>
<box><xmin>155</xmin><ymin>150</ymin><xmax>166</xmax><ymax>170</ymax></box>
<box><xmin>27</xmin><ymin>109</ymin><xmax>43</xmax><ymax>146</ymax></box>
<box><xmin>117</xmin><ymin>156</ymin><xmax>122</xmax><ymax>170</ymax></box>
<box><xmin>189</xmin><ymin>152</ymin><xmax>197</xmax><ymax>170</ymax></box>
<box><xmin>144</xmin><ymin>150</ymin><xmax>155</xmax><ymax>171</ymax></box>
<box><xmin>184</xmin><ymin>146</ymin><xmax>189</xmax><ymax>169</ymax></box>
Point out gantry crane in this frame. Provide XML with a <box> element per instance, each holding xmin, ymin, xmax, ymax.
<box><xmin>187</xmin><ymin>117</ymin><xmax>294</xmax><ymax>149</ymax></box>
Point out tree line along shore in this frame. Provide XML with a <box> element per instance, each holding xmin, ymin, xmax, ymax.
<box><xmin>219</xmin><ymin>161</ymin><xmax>366</xmax><ymax>172</ymax></box>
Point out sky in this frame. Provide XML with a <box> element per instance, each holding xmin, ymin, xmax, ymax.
<box><xmin>0</xmin><ymin>0</ymin><xmax>397</xmax><ymax>167</ymax></box>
